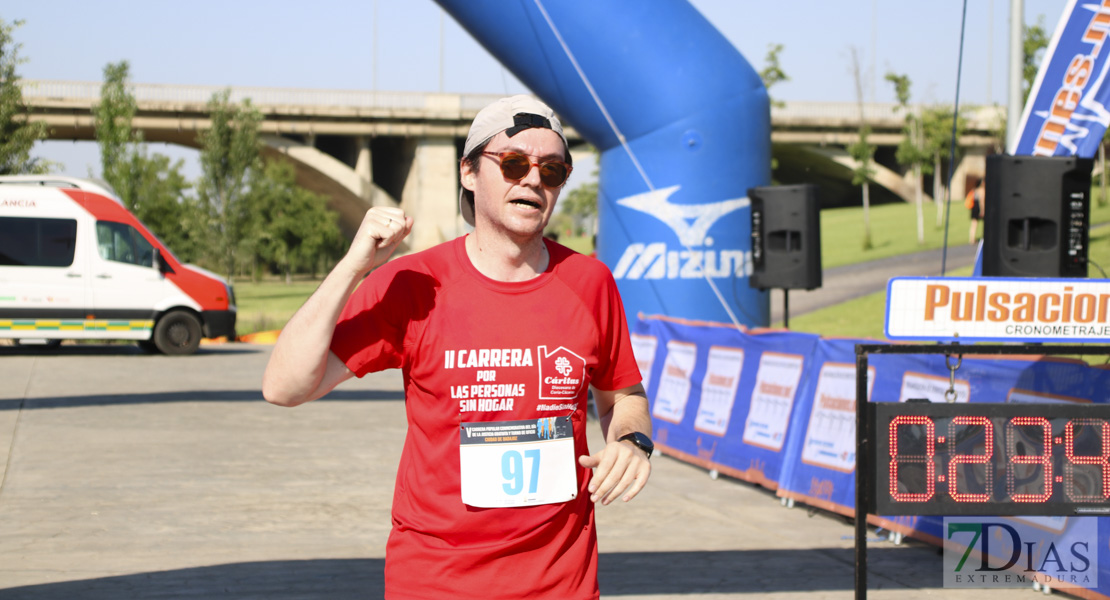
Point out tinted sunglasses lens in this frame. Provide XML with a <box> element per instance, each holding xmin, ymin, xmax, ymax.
<box><xmin>498</xmin><ymin>154</ymin><xmax>532</xmax><ymax>180</ymax></box>
<box><xmin>539</xmin><ymin>162</ymin><xmax>569</xmax><ymax>187</ymax></box>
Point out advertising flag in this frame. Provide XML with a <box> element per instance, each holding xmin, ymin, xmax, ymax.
<box><xmin>1011</xmin><ymin>0</ymin><xmax>1110</xmax><ymax>157</ymax></box>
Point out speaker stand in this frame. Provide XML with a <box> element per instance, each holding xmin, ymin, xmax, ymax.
<box><xmin>782</xmin><ymin>288</ymin><xmax>790</xmax><ymax>329</ymax></box>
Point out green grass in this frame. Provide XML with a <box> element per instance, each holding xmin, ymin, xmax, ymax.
<box><xmin>558</xmin><ymin>235</ymin><xmax>593</xmax><ymax>255</ymax></box>
<box><xmin>820</xmin><ymin>202</ymin><xmax>970</xmax><ymax>268</ymax></box>
<box><xmin>233</xmin><ymin>279</ymin><xmax>321</xmax><ymax>335</ymax></box>
<box><xmin>820</xmin><ymin>198</ymin><xmax>1110</xmax><ymax>269</ymax></box>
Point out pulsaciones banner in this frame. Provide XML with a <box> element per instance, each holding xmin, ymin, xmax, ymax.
<box><xmin>1011</xmin><ymin>0</ymin><xmax>1110</xmax><ymax>158</ymax></box>
<box><xmin>885</xmin><ymin>277</ymin><xmax>1110</xmax><ymax>342</ymax></box>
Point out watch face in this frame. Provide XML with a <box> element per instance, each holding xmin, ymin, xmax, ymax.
<box><xmin>623</xmin><ymin>432</ymin><xmax>654</xmax><ymax>457</ymax></box>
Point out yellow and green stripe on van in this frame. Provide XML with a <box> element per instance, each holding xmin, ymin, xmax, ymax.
<box><xmin>0</xmin><ymin>319</ymin><xmax>154</xmax><ymax>332</ymax></box>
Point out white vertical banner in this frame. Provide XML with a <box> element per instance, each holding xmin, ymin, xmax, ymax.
<box><xmin>630</xmin><ymin>333</ymin><xmax>659</xmax><ymax>394</ymax></box>
<box><xmin>693</xmin><ymin>346</ymin><xmax>744</xmax><ymax>436</ymax></box>
<box><xmin>742</xmin><ymin>352</ymin><xmax>805</xmax><ymax>451</ymax></box>
<box><xmin>651</xmin><ymin>340</ymin><xmax>697</xmax><ymax>424</ymax></box>
<box><xmin>800</xmin><ymin>363</ymin><xmax>873</xmax><ymax>473</ymax></box>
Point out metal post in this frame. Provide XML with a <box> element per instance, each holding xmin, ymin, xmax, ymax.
<box><xmin>1006</xmin><ymin>0</ymin><xmax>1025</xmax><ymax>151</ymax></box>
<box><xmin>783</xmin><ymin>289</ymin><xmax>790</xmax><ymax>329</ymax></box>
<box><xmin>855</xmin><ymin>348</ymin><xmax>869</xmax><ymax>600</ymax></box>
<box><xmin>987</xmin><ymin>0</ymin><xmax>994</xmax><ymax>105</ymax></box>
<box><xmin>372</xmin><ymin>0</ymin><xmax>379</xmax><ymax>93</ymax></box>
<box><xmin>439</xmin><ymin>10</ymin><xmax>446</xmax><ymax>93</ymax></box>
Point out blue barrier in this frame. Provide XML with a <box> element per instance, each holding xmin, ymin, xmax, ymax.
<box><xmin>777</xmin><ymin>337</ymin><xmax>873</xmax><ymax>513</ymax></box>
<box><xmin>633</xmin><ymin>316</ymin><xmax>818</xmax><ymax>488</ymax></box>
<box><xmin>637</xmin><ymin>314</ymin><xmax>1110</xmax><ymax>597</ymax></box>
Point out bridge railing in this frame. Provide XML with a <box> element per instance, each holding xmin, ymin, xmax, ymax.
<box><xmin>772</xmin><ymin>100</ymin><xmax>903</xmax><ymax>126</ymax></box>
<box><xmin>21</xmin><ymin>79</ymin><xmax>506</xmax><ymax>115</ymax></box>
<box><xmin>770</xmin><ymin>100</ymin><xmax>1003</xmax><ymax>131</ymax></box>
<box><xmin>21</xmin><ymin>79</ymin><xmax>1001</xmax><ymax>129</ymax></box>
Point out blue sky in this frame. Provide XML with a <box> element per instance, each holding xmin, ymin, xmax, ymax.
<box><xmin>3</xmin><ymin>0</ymin><xmax>1067</xmax><ymax>186</ymax></box>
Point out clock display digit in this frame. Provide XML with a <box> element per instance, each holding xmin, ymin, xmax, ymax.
<box><xmin>888</xmin><ymin>415</ymin><xmax>935</xmax><ymax>502</ymax></box>
<box><xmin>948</xmin><ymin>416</ymin><xmax>993</xmax><ymax>502</ymax></box>
<box><xmin>1064</xmin><ymin>418</ymin><xmax>1110</xmax><ymax>502</ymax></box>
<box><xmin>1006</xmin><ymin>417</ymin><xmax>1053</xmax><ymax>503</ymax></box>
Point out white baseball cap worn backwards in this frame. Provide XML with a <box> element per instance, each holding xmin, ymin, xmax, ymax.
<box><xmin>459</xmin><ymin>95</ymin><xmax>569</xmax><ymax>227</ymax></box>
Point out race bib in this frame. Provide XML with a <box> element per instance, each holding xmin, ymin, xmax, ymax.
<box><xmin>459</xmin><ymin>417</ymin><xmax>577</xmax><ymax>508</ymax></box>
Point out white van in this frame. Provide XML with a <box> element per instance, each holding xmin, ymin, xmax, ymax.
<box><xmin>0</xmin><ymin>176</ymin><xmax>235</xmax><ymax>355</ymax></box>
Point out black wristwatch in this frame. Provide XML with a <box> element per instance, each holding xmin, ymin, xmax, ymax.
<box><xmin>618</xmin><ymin>432</ymin><xmax>654</xmax><ymax>459</ymax></box>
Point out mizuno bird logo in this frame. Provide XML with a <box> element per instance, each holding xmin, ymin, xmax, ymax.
<box><xmin>616</xmin><ymin>185</ymin><xmax>750</xmax><ymax>247</ymax></box>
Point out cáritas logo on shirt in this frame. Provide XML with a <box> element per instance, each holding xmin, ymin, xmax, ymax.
<box><xmin>537</xmin><ymin>345</ymin><xmax>586</xmax><ymax>400</ymax></box>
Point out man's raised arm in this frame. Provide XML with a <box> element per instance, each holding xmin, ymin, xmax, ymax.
<box><xmin>262</xmin><ymin>207</ymin><xmax>412</xmax><ymax>407</ymax></box>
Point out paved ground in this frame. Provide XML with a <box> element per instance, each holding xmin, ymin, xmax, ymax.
<box><xmin>0</xmin><ymin>338</ymin><xmax>1039</xmax><ymax>599</ymax></box>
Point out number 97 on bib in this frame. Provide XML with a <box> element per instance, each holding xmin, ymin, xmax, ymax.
<box><xmin>459</xmin><ymin>417</ymin><xmax>577</xmax><ymax>508</ymax></box>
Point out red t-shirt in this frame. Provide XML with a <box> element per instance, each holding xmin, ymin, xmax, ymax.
<box><xmin>331</xmin><ymin>236</ymin><xmax>642</xmax><ymax>600</ymax></box>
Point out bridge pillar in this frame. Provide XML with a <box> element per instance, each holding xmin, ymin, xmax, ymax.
<box><xmin>355</xmin><ymin>136</ymin><xmax>375</xmax><ymax>206</ymax></box>
<box><xmin>401</xmin><ymin>136</ymin><xmax>461</xmax><ymax>249</ymax></box>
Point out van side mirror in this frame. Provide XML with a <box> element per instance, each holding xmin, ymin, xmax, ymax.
<box><xmin>153</xmin><ymin>248</ymin><xmax>175</xmax><ymax>275</ymax></box>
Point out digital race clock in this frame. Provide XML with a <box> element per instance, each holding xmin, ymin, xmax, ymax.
<box><xmin>867</xmin><ymin>401</ymin><xmax>1110</xmax><ymax>516</ymax></box>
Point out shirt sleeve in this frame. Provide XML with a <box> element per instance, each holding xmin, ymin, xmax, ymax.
<box><xmin>589</xmin><ymin>266</ymin><xmax>643</xmax><ymax>392</ymax></box>
<box><xmin>330</xmin><ymin>268</ymin><xmax>408</xmax><ymax>377</ymax></box>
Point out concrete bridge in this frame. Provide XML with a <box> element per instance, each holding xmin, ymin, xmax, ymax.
<box><xmin>22</xmin><ymin>79</ymin><xmax>1002</xmax><ymax>249</ymax></box>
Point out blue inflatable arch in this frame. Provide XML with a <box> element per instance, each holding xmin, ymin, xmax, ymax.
<box><xmin>435</xmin><ymin>0</ymin><xmax>772</xmax><ymax>327</ymax></box>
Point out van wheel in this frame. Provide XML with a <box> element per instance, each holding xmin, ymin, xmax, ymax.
<box><xmin>153</xmin><ymin>311</ymin><xmax>202</xmax><ymax>355</ymax></box>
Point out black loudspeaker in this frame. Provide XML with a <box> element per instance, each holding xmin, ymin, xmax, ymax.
<box><xmin>982</xmin><ymin>154</ymin><xmax>1093</xmax><ymax>278</ymax></box>
<box><xmin>749</xmin><ymin>184</ymin><xmax>822</xmax><ymax>290</ymax></box>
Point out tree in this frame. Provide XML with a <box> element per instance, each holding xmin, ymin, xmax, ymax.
<box><xmin>885</xmin><ymin>71</ymin><xmax>929</xmax><ymax>245</ymax></box>
<box><xmin>560</xmin><ymin>180</ymin><xmax>597</xmax><ymax>237</ymax></box>
<box><xmin>760</xmin><ymin>43</ymin><xmax>789</xmax><ymax>172</ymax></box>
<box><xmin>94</xmin><ymin>61</ymin><xmax>137</xmax><ymax>188</ymax></box>
<box><xmin>122</xmin><ymin>149</ymin><xmax>199</xmax><ymax>261</ymax></box>
<box><xmin>93</xmin><ymin>60</ymin><xmax>197</xmax><ymax>259</ymax></box>
<box><xmin>1022</xmin><ymin>17</ymin><xmax>1049</xmax><ymax>106</ymax></box>
<box><xmin>759</xmin><ymin>43</ymin><xmax>789</xmax><ymax>109</ymax></box>
<box><xmin>197</xmin><ymin>89</ymin><xmax>263</xmax><ymax>279</ymax></box>
<box><xmin>849</xmin><ymin>46</ymin><xmax>874</xmax><ymax>250</ymax></box>
<box><xmin>549</xmin><ymin>144</ymin><xmax>598</xmax><ymax>241</ymax></box>
<box><xmin>848</xmin><ymin>126</ymin><xmax>875</xmax><ymax>250</ymax></box>
<box><xmin>921</xmin><ymin>106</ymin><xmax>968</xmax><ymax>226</ymax></box>
<box><xmin>248</xmin><ymin>159</ymin><xmax>344</xmax><ymax>282</ymax></box>
<box><xmin>986</xmin><ymin>16</ymin><xmax>1050</xmax><ymax>154</ymax></box>
<box><xmin>0</xmin><ymin>18</ymin><xmax>51</xmax><ymax>174</ymax></box>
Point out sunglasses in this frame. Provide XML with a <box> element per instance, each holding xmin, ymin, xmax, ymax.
<box><xmin>481</xmin><ymin>151</ymin><xmax>573</xmax><ymax>188</ymax></box>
